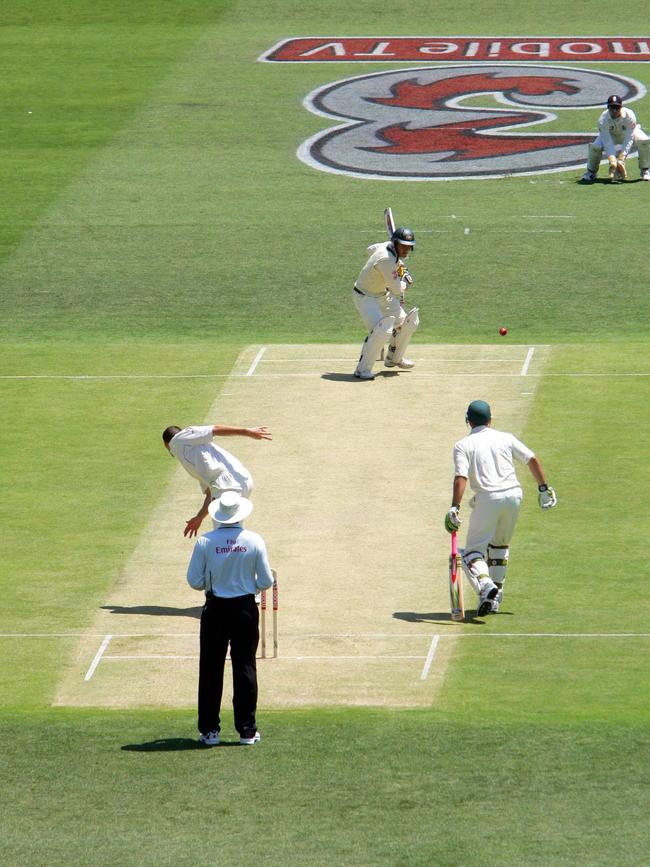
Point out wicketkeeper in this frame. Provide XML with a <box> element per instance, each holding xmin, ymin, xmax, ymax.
<box><xmin>444</xmin><ymin>400</ymin><xmax>557</xmax><ymax>616</ymax></box>
<box><xmin>352</xmin><ymin>226</ymin><xmax>419</xmax><ymax>380</ymax></box>
<box><xmin>581</xmin><ymin>94</ymin><xmax>650</xmax><ymax>183</ymax></box>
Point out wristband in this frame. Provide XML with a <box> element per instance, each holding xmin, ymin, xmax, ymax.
<box><xmin>538</xmin><ymin>484</ymin><xmax>548</xmax><ymax>492</ymax></box>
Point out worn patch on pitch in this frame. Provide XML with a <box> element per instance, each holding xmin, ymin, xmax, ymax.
<box><xmin>54</xmin><ymin>343</ymin><xmax>549</xmax><ymax>709</ymax></box>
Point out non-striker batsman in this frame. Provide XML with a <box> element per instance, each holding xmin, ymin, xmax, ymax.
<box><xmin>444</xmin><ymin>400</ymin><xmax>557</xmax><ymax>616</ymax></box>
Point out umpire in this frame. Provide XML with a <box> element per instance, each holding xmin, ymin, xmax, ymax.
<box><xmin>186</xmin><ymin>490</ymin><xmax>274</xmax><ymax>746</ymax></box>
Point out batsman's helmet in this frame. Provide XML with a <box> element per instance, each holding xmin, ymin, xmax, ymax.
<box><xmin>607</xmin><ymin>94</ymin><xmax>623</xmax><ymax>108</ymax></box>
<box><xmin>466</xmin><ymin>400</ymin><xmax>491</xmax><ymax>426</ymax></box>
<box><xmin>391</xmin><ymin>226</ymin><xmax>416</xmax><ymax>248</ymax></box>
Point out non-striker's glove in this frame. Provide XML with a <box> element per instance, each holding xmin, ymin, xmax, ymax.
<box><xmin>538</xmin><ymin>485</ymin><xmax>557</xmax><ymax>510</ymax></box>
<box><xmin>444</xmin><ymin>506</ymin><xmax>461</xmax><ymax>533</ymax></box>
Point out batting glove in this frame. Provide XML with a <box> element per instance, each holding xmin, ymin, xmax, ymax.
<box><xmin>401</xmin><ymin>268</ymin><xmax>413</xmax><ymax>285</ymax></box>
<box><xmin>444</xmin><ymin>506</ymin><xmax>462</xmax><ymax>533</ymax></box>
<box><xmin>538</xmin><ymin>485</ymin><xmax>557</xmax><ymax>510</ymax></box>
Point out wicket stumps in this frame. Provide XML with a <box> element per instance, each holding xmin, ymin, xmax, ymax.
<box><xmin>260</xmin><ymin>569</ymin><xmax>279</xmax><ymax>658</ymax></box>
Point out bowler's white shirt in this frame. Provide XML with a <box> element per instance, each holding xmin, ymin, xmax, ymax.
<box><xmin>169</xmin><ymin>425</ymin><xmax>251</xmax><ymax>493</ymax></box>
<box><xmin>355</xmin><ymin>242</ymin><xmax>407</xmax><ymax>298</ymax></box>
<box><xmin>187</xmin><ymin>524</ymin><xmax>274</xmax><ymax>598</ymax></box>
<box><xmin>453</xmin><ymin>426</ymin><xmax>534</xmax><ymax>494</ymax></box>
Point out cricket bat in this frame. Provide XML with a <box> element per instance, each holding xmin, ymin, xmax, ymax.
<box><xmin>449</xmin><ymin>531</ymin><xmax>464</xmax><ymax>621</ymax></box>
<box><xmin>384</xmin><ymin>207</ymin><xmax>407</xmax><ymax>308</ymax></box>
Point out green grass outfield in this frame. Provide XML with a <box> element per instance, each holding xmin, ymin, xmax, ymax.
<box><xmin>1</xmin><ymin>1</ymin><xmax>649</xmax><ymax>864</ymax></box>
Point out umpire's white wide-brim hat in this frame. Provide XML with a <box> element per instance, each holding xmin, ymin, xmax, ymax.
<box><xmin>208</xmin><ymin>490</ymin><xmax>253</xmax><ymax>525</ymax></box>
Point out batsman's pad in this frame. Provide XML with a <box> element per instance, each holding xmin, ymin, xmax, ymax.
<box><xmin>386</xmin><ymin>307</ymin><xmax>419</xmax><ymax>364</ymax></box>
<box><xmin>487</xmin><ymin>544</ymin><xmax>509</xmax><ymax>583</ymax></box>
<box><xmin>461</xmin><ymin>549</ymin><xmax>489</xmax><ymax>593</ymax></box>
<box><xmin>358</xmin><ymin>315</ymin><xmax>395</xmax><ymax>373</ymax></box>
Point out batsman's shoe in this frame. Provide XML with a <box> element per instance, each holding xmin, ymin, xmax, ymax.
<box><xmin>240</xmin><ymin>730</ymin><xmax>261</xmax><ymax>745</ymax></box>
<box><xmin>384</xmin><ymin>357</ymin><xmax>415</xmax><ymax>369</ymax></box>
<box><xmin>198</xmin><ymin>730</ymin><xmax>220</xmax><ymax>746</ymax></box>
<box><xmin>580</xmin><ymin>170</ymin><xmax>596</xmax><ymax>183</ymax></box>
<box><xmin>642</xmin><ymin>169</ymin><xmax>650</xmax><ymax>181</ymax></box>
<box><xmin>477</xmin><ymin>580</ymin><xmax>498</xmax><ymax>617</ymax></box>
<box><xmin>354</xmin><ymin>368</ymin><xmax>375</xmax><ymax>380</ymax></box>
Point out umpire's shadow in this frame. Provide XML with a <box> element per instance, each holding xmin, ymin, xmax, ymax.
<box><xmin>101</xmin><ymin>605</ymin><xmax>202</xmax><ymax>618</ymax></box>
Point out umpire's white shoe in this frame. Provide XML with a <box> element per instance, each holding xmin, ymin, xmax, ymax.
<box><xmin>580</xmin><ymin>170</ymin><xmax>596</xmax><ymax>183</ymax></box>
<box><xmin>477</xmin><ymin>580</ymin><xmax>499</xmax><ymax>617</ymax></box>
<box><xmin>199</xmin><ymin>730</ymin><xmax>220</xmax><ymax>746</ymax></box>
<box><xmin>384</xmin><ymin>357</ymin><xmax>414</xmax><ymax>369</ymax></box>
<box><xmin>354</xmin><ymin>368</ymin><xmax>375</xmax><ymax>380</ymax></box>
<box><xmin>240</xmin><ymin>730</ymin><xmax>261</xmax><ymax>745</ymax></box>
<box><xmin>642</xmin><ymin>169</ymin><xmax>650</xmax><ymax>181</ymax></box>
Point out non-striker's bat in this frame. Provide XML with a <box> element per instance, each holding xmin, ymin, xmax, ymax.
<box><xmin>449</xmin><ymin>530</ymin><xmax>464</xmax><ymax>621</ymax></box>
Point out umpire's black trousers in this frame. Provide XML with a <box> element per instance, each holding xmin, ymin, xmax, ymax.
<box><xmin>198</xmin><ymin>593</ymin><xmax>259</xmax><ymax>737</ymax></box>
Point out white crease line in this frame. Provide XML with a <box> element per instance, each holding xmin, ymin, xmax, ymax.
<box><xmin>420</xmin><ymin>635</ymin><xmax>440</xmax><ymax>681</ymax></box>
<box><xmin>246</xmin><ymin>346</ymin><xmax>267</xmax><ymax>376</ymax></box>
<box><xmin>521</xmin><ymin>347</ymin><xmax>535</xmax><ymax>376</ymax></box>
<box><xmin>84</xmin><ymin>634</ymin><xmax>112</xmax><ymax>682</ymax></box>
<box><xmin>103</xmin><ymin>654</ymin><xmax>426</xmax><ymax>661</ymax></box>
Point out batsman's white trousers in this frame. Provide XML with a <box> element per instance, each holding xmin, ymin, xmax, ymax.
<box><xmin>353</xmin><ymin>288</ymin><xmax>405</xmax><ymax>332</ymax></box>
<box><xmin>464</xmin><ymin>487</ymin><xmax>523</xmax><ymax>556</ymax></box>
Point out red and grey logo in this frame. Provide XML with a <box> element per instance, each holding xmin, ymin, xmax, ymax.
<box><xmin>298</xmin><ymin>64</ymin><xmax>645</xmax><ymax>180</ymax></box>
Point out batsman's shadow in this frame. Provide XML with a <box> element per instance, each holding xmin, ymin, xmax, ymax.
<box><xmin>393</xmin><ymin>610</ymin><xmax>500</xmax><ymax>625</ymax></box>
<box><xmin>321</xmin><ymin>371</ymin><xmax>401</xmax><ymax>382</ymax></box>
<box><xmin>102</xmin><ymin>605</ymin><xmax>202</xmax><ymax>618</ymax></box>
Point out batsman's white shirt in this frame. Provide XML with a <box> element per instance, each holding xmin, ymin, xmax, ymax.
<box><xmin>596</xmin><ymin>107</ymin><xmax>642</xmax><ymax>156</ymax></box>
<box><xmin>186</xmin><ymin>523</ymin><xmax>274</xmax><ymax>598</ymax></box>
<box><xmin>169</xmin><ymin>425</ymin><xmax>252</xmax><ymax>496</ymax></box>
<box><xmin>454</xmin><ymin>426</ymin><xmax>534</xmax><ymax>493</ymax></box>
<box><xmin>355</xmin><ymin>242</ymin><xmax>407</xmax><ymax>298</ymax></box>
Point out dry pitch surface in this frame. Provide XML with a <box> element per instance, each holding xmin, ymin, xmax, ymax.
<box><xmin>55</xmin><ymin>343</ymin><xmax>548</xmax><ymax>709</ymax></box>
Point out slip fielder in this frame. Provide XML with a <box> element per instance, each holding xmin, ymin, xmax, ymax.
<box><xmin>444</xmin><ymin>400</ymin><xmax>557</xmax><ymax>616</ymax></box>
<box><xmin>581</xmin><ymin>94</ymin><xmax>650</xmax><ymax>183</ymax></box>
<box><xmin>352</xmin><ymin>226</ymin><xmax>419</xmax><ymax>381</ymax></box>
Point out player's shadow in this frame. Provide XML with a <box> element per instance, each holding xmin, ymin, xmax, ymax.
<box><xmin>393</xmin><ymin>610</ymin><xmax>505</xmax><ymax>625</ymax></box>
<box><xmin>121</xmin><ymin>738</ymin><xmax>240</xmax><ymax>752</ymax></box>
<box><xmin>101</xmin><ymin>605</ymin><xmax>202</xmax><ymax>618</ymax></box>
<box><xmin>578</xmin><ymin>178</ymin><xmax>645</xmax><ymax>185</ymax></box>
<box><xmin>321</xmin><ymin>371</ymin><xmax>401</xmax><ymax>382</ymax></box>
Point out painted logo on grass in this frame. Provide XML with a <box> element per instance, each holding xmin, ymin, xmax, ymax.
<box><xmin>298</xmin><ymin>65</ymin><xmax>645</xmax><ymax>180</ymax></box>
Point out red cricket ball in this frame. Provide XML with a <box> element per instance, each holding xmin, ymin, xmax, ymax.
<box><xmin>499</xmin><ymin>326</ymin><xmax>508</xmax><ymax>336</ymax></box>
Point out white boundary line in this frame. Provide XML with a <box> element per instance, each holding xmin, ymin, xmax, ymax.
<box><xmin>84</xmin><ymin>635</ymin><xmax>112</xmax><ymax>682</ymax></box>
<box><xmin>246</xmin><ymin>346</ymin><xmax>267</xmax><ymax>376</ymax></box>
<box><xmin>521</xmin><ymin>346</ymin><xmax>535</xmax><ymax>376</ymax></box>
<box><xmin>420</xmin><ymin>635</ymin><xmax>440</xmax><ymax>680</ymax></box>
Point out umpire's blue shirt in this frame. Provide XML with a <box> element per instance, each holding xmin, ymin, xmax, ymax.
<box><xmin>186</xmin><ymin>523</ymin><xmax>274</xmax><ymax>598</ymax></box>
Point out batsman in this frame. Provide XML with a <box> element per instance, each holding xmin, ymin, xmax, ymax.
<box><xmin>352</xmin><ymin>215</ymin><xmax>419</xmax><ymax>381</ymax></box>
<box><xmin>444</xmin><ymin>400</ymin><xmax>557</xmax><ymax>616</ymax></box>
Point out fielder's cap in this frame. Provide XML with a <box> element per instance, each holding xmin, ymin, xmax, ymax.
<box><xmin>466</xmin><ymin>399</ymin><xmax>492</xmax><ymax>425</ymax></box>
<box><xmin>208</xmin><ymin>490</ymin><xmax>253</xmax><ymax>525</ymax></box>
<box><xmin>607</xmin><ymin>94</ymin><xmax>623</xmax><ymax>107</ymax></box>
